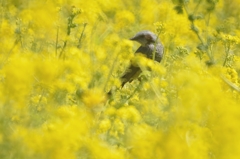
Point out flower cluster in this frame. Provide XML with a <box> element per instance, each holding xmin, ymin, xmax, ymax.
<box><xmin>1</xmin><ymin>0</ymin><xmax>240</xmax><ymax>159</ymax></box>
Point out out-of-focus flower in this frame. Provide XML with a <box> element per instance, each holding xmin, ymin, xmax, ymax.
<box><xmin>154</xmin><ymin>22</ymin><xmax>166</xmax><ymax>35</ymax></box>
<box><xmin>81</xmin><ymin>88</ymin><xmax>107</xmax><ymax>108</ymax></box>
<box><xmin>116</xmin><ymin>105</ymin><xmax>141</xmax><ymax>123</ymax></box>
<box><xmin>99</xmin><ymin>118</ymin><xmax>111</xmax><ymax>133</ymax></box>
<box><xmin>109</xmin><ymin>118</ymin><xmax>125</xmax><ymax>138</ymax></box>
<box><xmin>115</xmin><ymin>10</ymin><xmax>135</xmax><ymax>29</ymax></box>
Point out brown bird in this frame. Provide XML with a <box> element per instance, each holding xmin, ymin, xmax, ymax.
<box><xmin>121</xmin><ymin>30</ymin><xmax>164</xmax><ymax>87</ymax></box>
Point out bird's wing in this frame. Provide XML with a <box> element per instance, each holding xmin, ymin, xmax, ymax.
<box><xmin>120</xmin><ymin>46</ymin><xmax>148</xmax><ymax>87</ymax></box>
<box><xmin>155</xmin><ymin>44</ymin><xmax>164</xmax><ymax>62</ymax></box>
<box><xmin>120</xmin><ymin>44</ymin><xmax>164</xmax><ymax>87</ymax></box>
<box><xmin>135</xmin><ymin>44</ymin><xmax>163</xmax><ymax>62</ymax></box>
<box><xmin>121</xmin><ymin>65</ymin><xmax>141</xmax><ymax>87</ymax></box>
<box><xmin>135</xmin><ymin>46</ymin><xmax>152</xmax><ymax>57</ymax></box>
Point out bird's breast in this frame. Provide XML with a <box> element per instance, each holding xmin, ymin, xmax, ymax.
<box><xmin>135</xmin><ymin>43</ymin><xmax>163</xmax><ymax>62</ymax></box>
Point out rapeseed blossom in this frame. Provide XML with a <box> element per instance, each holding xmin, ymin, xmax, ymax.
<box><xmin>1</xmin><ymin>0</ymin><xmax>240</xmax><ymax>159</ymax></box>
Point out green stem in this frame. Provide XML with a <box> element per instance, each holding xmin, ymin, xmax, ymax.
<box><xmin>55</xmin><ymin>26</ymin><xmax>59</xmax><ymax>56</ymax></box>
<box><xmin>0</xmin><ymin>39</ymin><xmax>19</xmax><ymax>69</ymax></box>
<box><xmin>104</xmin><ymin>47</ymin><xmax>121</xmax><ymax>92</ymax></box>
<box><xmin>152</xmin><ymin>32</ymin><xmax>160</xmax><ymax>61</ymax></box>
<box><xmin>59</xmin><ymin>14</ymin><xmax>77</xmax><ymax>58</ymax></box>
<box><xmin>183</xmin><ymin>2</ymin><xmax>214</xmax><ymax>63</ymax></box>
<box><xmin>120</xmin><ymin>80</ymin><xmax>143</xmax><ymax>104</ymax></box>
<box><xmin>221</xmin><ymin>75</ymin><xmax>240</xmax><ymax>92</ymax></box>
<box><xmin>193</xmin><ymin>0</ymin><xmax>203</xmax><ymax>14</ymax></box>
<box><xmin>59</xmin><ymin>40</ymin><xmax>67</xmax><ymax>58</ymax></box>
<box><xmin>223</xmin><ymin>43</ymin><xmax>230</xmax><ymax>66</ymax></box>
<box><xmin>78</xmin><ymin>23</ymin><xmax>87</xmax><ymax>48</ymax></box>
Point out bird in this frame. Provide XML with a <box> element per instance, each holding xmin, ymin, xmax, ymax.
<box><xmin>121</xmin><ymin>30</ymin><xmax>164</xmax><ymax>87</ymax></box>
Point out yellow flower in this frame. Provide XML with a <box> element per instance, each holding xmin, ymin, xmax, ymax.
<box><xmin>99</xmin><ymin>118</ymin><xmax>111</xmax><ymax>133</ymax></box>
<box><xmin>0</xmin><ymin>133</ymin><xmax>3</xmax><ymax>143</ymax></box>
<box><xmin>55</xmin><ymin>105</ymin><xmax>77</xmax><ymax>119</ymax></box>
<box><xmin>111</xmin><ymin>118</ymin><xmax>125</xmax><ymax>136</ymax></box>
<box><xmin>117</xmin><ymin>105</ymin><xmax>141</xmax><ymax>123</ymax></box>
<box><xmin>223</xmin><ymin>67</ymin><xmax>239</xmax><ymax>86</ymax></box>
<box><xmin>1</xmin><ymin>19</ymin><xmax>15</xmax><ymax>37</ymax></box>
<box><xmin>3</xmin><ymin>53</ymin><xmax>35</xmax><ymax>107</ymax></box>
<box><xmin>105</xmin><ymin>106</ymin><xmax>117</xmax><ymax>117</ymax></box>
<box><xmin>34</xmin><ymin>58</ymin><xmax>61</xmax><ymax>85</ymax></box>
<box><xmin>154</xmin><ymin>22</ymin><xmax>166</xmax><ymax>34</ymax></box>
<box><xmin>81</xmin><ymin>88</ymin><xmax>107</xmax><ymax>108</ymax></box>
<box><xmin>11</xmin><ymin>115</ymin><xmax>20</xmax><ymax>122</ymax></box>
<box><xmin>119</xmin><ymin>39</ymin><xmax>134</xmax><ymax>59</ymax></box>
<box><xmin>31</xmin><ymin>95</ymin><xmax>42</xmax><ymax>104</ymax></box>
<box><xmin>127</xmin><ymin>124</ymin><xmax>163</xmax><ymax>159</ymax></box>
<box><xmin>71</xmin><ymin>7</ymin><xmax>82</xmax><ymax>15</ymax></box>
<box><xmin>115</xmin><ymin>10</ymin><xmax>135</xmax><ymax>29</ymax></box>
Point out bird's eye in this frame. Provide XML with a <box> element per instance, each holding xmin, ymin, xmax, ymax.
<box><xmin>145</xmin><ymin>34</ymin><xmax>153</xmax><ymax>41</ymax></box>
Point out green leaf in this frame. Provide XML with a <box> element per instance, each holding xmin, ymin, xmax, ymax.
<box><xmin>174</xmin><ymin>5</ymin><xmax>184</xmax><ymax>14</ymax></box>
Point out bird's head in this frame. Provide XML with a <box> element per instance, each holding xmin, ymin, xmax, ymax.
<box><xmin>130</xmin><ymin>30</ymin><xmax>158</xmax><ymax>46</ymax></box>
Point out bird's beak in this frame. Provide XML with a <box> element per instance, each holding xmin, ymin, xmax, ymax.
<box><xmin>129</xmin><ymin>36</ymin><xmax>137</xmax><ymax>41</ymax></box>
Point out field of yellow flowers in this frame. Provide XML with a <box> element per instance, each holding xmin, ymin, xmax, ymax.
<box><xmin>1</xmin><ymin>0</ymin><xmax>240</xmax><ymax>158</ymax></box>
